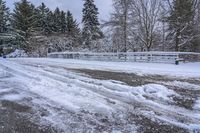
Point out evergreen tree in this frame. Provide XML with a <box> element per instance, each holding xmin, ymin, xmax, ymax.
<box><xmin>11</xmin><ymin>0</ymin><xmax>37</xmax><ymax>52</ymax></box>
<box><xmin>53</xmin><ymin>7</ymin><xmax>61</xmax><ymax>32</ymax></box>
<box><xmin>66</xmin><ymin>10</ymin><xmax>81</xmax><ymax>47</ymax></box>
<box><xmin>0</xmin><ymin>0</ymin><xmax>9</xmax><ymax>55</ymax></box>
<box><xmin>45</xmin><ymin>11</ymin><xmax>54</xmax><ymax>34</ymax></box>
<box><xmin>60</xmin><ymin>11</ymin><xmax>67</xmax><ymax>33</ymax></box>
<box><xmin>167</xmin><ymin>0</ymin><xmax>195</xmax><ymax>51</ymax></box>
<box><xmin>12</xmin><ymin>0</ymin><xmax>36</xmax><ymax>38</ymax></box>
<box><xmin>0</xmin><ymin>0</ymin><xmax>24</xmax><ymax>55</ymax></box>
<box><xmin>36</xmin><ymin>2</ymin><xmax>50</xmax><ymax>34</ymax></box>
<box><xmin>66</xmin><ymin>11</ymin><xmax>80</xmax><ymax>37</ymax></box>
<box><xmin>82</xmin><ymin>0</ymin><xmax>103</xmax><ymax>49</ymax></box>
<box><xmin>0</xmin><ymin>0</ymin><xmax>9</xmax><ymax>33</ymax></box>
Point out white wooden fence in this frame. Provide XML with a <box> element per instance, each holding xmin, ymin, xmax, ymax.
<box><xmin>47</xmin><ymin>52</ymin><xmax>200</xmax><ymax>64</ymax></box>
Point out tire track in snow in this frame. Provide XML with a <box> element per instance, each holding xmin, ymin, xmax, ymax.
<box><xmin>11</xmin><ymin>61</ymin><xmax>200</xmax><ymax>131</ymax></box>
<box><xmin>1</xmin><ymin>59</ymin><xmax>200</xmax><ymax>132</ymax></box>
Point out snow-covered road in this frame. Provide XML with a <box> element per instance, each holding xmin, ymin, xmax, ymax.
<box><xmin>9</xmin><ymin>58</ymin><xmax>200</xmax><ymax>78</ymax></box>
<box><xmin>0</xmin><ymin>58</ymin><xmax>200</xmax><ymax>133</ymax></box>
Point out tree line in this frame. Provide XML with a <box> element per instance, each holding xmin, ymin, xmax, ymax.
<box><xmin>0</xmin><ymin>0</ymin><xmax>102</xmax><ymax>56</ymax></box>
<box><xmin>1</xmin><ymin>0</ymin><xmax>200</xmax><ymax>56</ymax></box>
<box><xmin>105</xmin><ymin>0</ymin><xmax>200</xmax><ymax>52</ymax></box>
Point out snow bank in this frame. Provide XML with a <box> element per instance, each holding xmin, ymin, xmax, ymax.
<box><xmin>141</xmin><ymin>84</ymin><xmax>177</xmax><ymax>101</ymax></box>
<box><xmin>6</xmin><ymin>49</ymin><xmax>28</xmax><ymax>58</ymax></box>
<box><xmin>194</xmin><ymin>99</ymin><xmax>200</xmax><ymax>110</ymax></box>
<box><xmin>0</xmin><ymin>68</ymin><xmax>8</xmax><ymax>78</ymax></box>
<box><xmin>1</xmin><ymin>94</ymin><xmax>24</xmax><ymax>101</ymax></box>
<box><xmin>0</xmin><ymin>68</ymin><xmax>4</xmax><ymax>77</ymax></box>
<box><xmin>0</xmin><ymin>88</ymin><xmax>12</xmax><ymax>94</ymax></box>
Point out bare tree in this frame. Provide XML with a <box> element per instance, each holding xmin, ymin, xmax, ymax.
<box><xmin>104</xmin><ymin>0</ymin><xmax>200</xmax><ymax>52</ymax></box>
<box><xmin>103</xmin><ymin>0</ymin><xmax>132</xmax><ymax>52</ymax></box>
<box><xmin>130</xmin><ymin>0</ymin><xmax>162</xmax><ymax>51</ymax></box>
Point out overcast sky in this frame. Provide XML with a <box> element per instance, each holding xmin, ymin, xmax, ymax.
<box><xmin>6</xmin><ymin>0</ymin><xmax>113</xmax><ymax>23</ymax></box>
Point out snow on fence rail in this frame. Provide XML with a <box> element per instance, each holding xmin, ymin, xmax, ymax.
<box><xmin>47</xmin><ymin>52</ymin><xmax>200</xmax><ymax>64</ymax></box>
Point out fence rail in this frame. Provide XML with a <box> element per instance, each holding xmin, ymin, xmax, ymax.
<box><xmin>47</xmin><ymin>52</ymin><xmax>200</xmax><ymax>64</ymax></box>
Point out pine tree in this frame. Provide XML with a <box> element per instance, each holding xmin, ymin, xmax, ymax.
<box><xmin>0</xmin><ymin>0</ymin><xmax>24</xmax><ymax>55</ymax></box>
<box><xmin>36</xmin><ymin>2</ymin><xmax>50</xmax><ymax>35</ymax></box>
<box><xmin>0</xmin><ymin>0</ymin><xmax>9</xmax><ymax>33</ymax></box>
<box><xmin>82</xmin><ymin>0</ymin><xmax>103</xmax><ymax>49</ymax></box>
<box><xmin>60</xmin><ymin>11</ymin><xmax>67</xmax><ymax>33</ymax></box>
<box><xmin>53</xmin><ymin>7</ymin><xmax>61</xmax><ymax>32</ymax></box>
<box><xmin>12</xmin><ymin>0</ymin><xmax>36</xmax><ymax>38</ymax></box>
<box><xmin>167</xmin><ymin>0</ymin><xmax>195</xmax><ymax>51</ymax></box>
<box><xmin>11</xmin><ymin>0</ymin><xmax>37</xmax><ymax>52</ymax></box>
<box><xmin>0</xmin><ymin>0</ymin><xmax>9</xmax><ymax>55</ymax></box>
<box><xmin>45</xmin><ymin>11</ymin><xmax>54</xmax><ymax>34</ymax></box>
<box><xmin>66</xmin><ymin>11</ymin><xmax>80</xmax><ymax>37</ymax></box>
<box><xmin>66</xmin><ymin>10</ymin><xmax>81</xmax><ymax>47</ymax></box>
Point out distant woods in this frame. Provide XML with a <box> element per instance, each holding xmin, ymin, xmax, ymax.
<box><xmin>0</xmin><ymin>0</ymin><xmax>102</xmax><ymax>56</ymax></box>
<box><xmin>104</xmin><ymin>0</ymin><xmax>200</xmax><ymax>52</ymax></box>
<box><xmin>0</xmin><ymin>0</ymin><xmax>200</xmax><ymax>57</ymax></box>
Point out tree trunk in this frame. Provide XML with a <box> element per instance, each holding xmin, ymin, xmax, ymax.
<box><xmin>123</xmin><ymin>6</ymin><xmax>127</xmax><ymax>53</ymax></box>
<box><xmin>123</xmin><ymin>2</ymin><xmax>128</xmax><ymax>61</ymax></box>
<box><xmin>147</xmin><ymin>46</ymin><xmax>151</xmax><ymax>51</ymax></box>
<box><xmin>175</xmin><ymin>29</ymin><xmax>180</xmax><ymax>51</ymax></box>
<box><xmin>162</xmin><ymin>21</ymin><xmax>165</xmax><ymax>51</ymax></box>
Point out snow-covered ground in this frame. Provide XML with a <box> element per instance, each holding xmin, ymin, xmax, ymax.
<box><xmin>0</xmin><ymin>58</ymin><xmax>200</xmax><ymax>132</ymax></box>
<box><xmin>9</xmin><ymin>58</ymin><xmax>200</xmax><ymax>78</ymax></box>
<box><xmin>6</xmin><ymin>49</ymin><xmax>28</xmax><ymax>58</ymax></box>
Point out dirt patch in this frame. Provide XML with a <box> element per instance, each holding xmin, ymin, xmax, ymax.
<box><xmin>1</xmin><ymin>100</ymin><xmax>31</xmax><ymax>113</ymax></box>
<box><xmin>0</xmin><ymin>100</ymin><xmax>189</xmax><ymax>133</ymax></box>
<box><xmin>127</xmin><ymin>113</ymin><xmax>187</xmax><ymax>133</ymax></box>
<box><xmin>169</xmin><ymin>86</ymin><xmax>200</xmax><ymax>109</ymax></box>
<box><xmin>163</xmin><ymin>83</ymin><xmax>200</xmax><ymax>110</ymax></box>
<box><xmin>71</xmin><ymin>69</ymin><xmax>158</xmax><ymax>86</ymax></box>
<box><xmin>71</xmin><ymin>69</ymin><xmax>200</xmax><ymax>87</ymax></box>
<box><xmin>76</xmin><ymin>109</ymin><xmax>188</xmax><ymax>133</ymax></box>
<box><xmin>0</xmin><ymin>100</ymin><xmax>57</xmax><ymax>133</ymax></box>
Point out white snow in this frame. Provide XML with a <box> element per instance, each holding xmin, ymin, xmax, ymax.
<box><xmin>194</xmin><ymin>99</ymin><xmax>200</xmax><ymax>110</ymax></box>
<box><xmin>8</xmin><ymin>58</ymin><xmax>200</xmax><ymax>78</ymax></box>
<box><xmin>0</xmin><ymin>88</ymin><xmax>12</xmax><ymax>94</ymax></box>
<box><xmin>0</xmin><ymin>58</ymin><xmax>200</xmax><ymax>132</ymax></box>
<box><xmin>162</xmin><ymin>81</ymin><xmax>200</xmax><ymax>90</ymax></box>
<box><xmin>1</xmin><ymin>94</ymin><xmax>24</xmax><ymax>101</ymax></box>
<box><xmin>0</xmin><ymin>68</ymin><xmax>7</xmax><ymax>78</ymax></box>
<box><xmin>6</xmin><ymin>49</ymin><xmax>28</xmax><ymax>58</ymax></box>
<box><xmin>141</xmin><ymin>84</ymin><xmax>178</xmax><ymax>101</ymax></box>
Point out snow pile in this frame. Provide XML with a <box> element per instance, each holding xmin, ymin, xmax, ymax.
<box><xmin>0</xmin><ymin>88</ymin><xmax>12</xmax><ymax>94</ymax></box>
<box><xmin>97</xmin><ymin>81</ymin><xmax>177</xmax><ymax>104</ymax></box>
<box><xmin>194</xmin><ymin>99</ymin><xmax>200</xmax><ymax>110</ymax></box>
<box><xmin>0</xmin><ymin>68</ymin><xmax>4</xmax><ymax>77</ymax></box>
<box><xmin>141</xmin><ymin>84</ymin><xmax>177</xmax><ymax>101</ymax></box>
<box><xmin>1</xmin><ymin>94</ymin><xmax>25</xmax><ymax>101</ymax></box>
<box><xmin>6</xmin><ymin>49</ymin><xmax>28</xmax><ymax>58</ymax></box>
<box><xmin>0</xmin><ymin>68</ymin><xmax>8</xmax><ymax>78</ymax></box>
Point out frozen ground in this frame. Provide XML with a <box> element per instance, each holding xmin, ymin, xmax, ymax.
<box><xmin>10</xmin><ymin>58</ymin><xmax>200</xmax><ymax>77</ymax></box>
<box><xmin>0</xmin><ymin>58</ymin><xmax>200</xmax><ymax>133</ymax></box>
